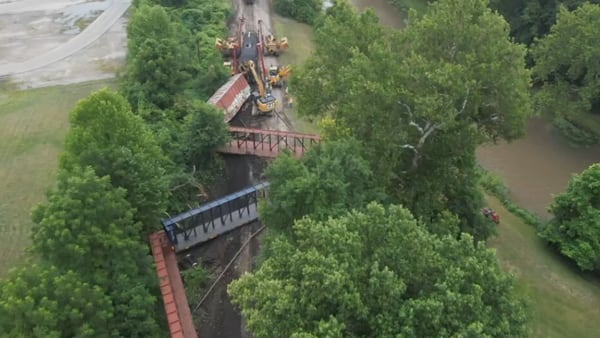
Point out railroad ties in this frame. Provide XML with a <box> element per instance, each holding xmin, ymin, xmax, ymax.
<box><xmin>218</xmin><ymin>126</ymin><xmax>320</xmax><ymax>158</ymax></box>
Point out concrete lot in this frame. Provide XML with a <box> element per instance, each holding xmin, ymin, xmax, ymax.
<box><xmin>0</xmin><ymin>0</ymin><xmax>129</xmax><ymax>89</ymax></box>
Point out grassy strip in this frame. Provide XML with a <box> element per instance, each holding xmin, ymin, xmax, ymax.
<box><xmin>0</xmin><ymin>79</ymin><xmax>116</xmax><ymax>277</ymax></box>
<box><xmin>271</xmin><ymin>13</ymin><xmax>319</xmax><ymax>134</ymax></box>
<box><xmin>477</xmin><ymin>166</ymin><xmax>543</xmax><ymax>229</ymax></box>
<box><xmin>486</xmin><ymin>194</ymin><xmax>600</xmax><ymax>338</ymax></box>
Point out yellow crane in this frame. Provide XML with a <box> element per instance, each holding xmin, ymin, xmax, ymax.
<box><xmin>247</xmin><ymin>60</ymin><xmax>278</xmax><ymax>115</ymax></box>
<box><xmin>267</xmin><ymin>65</ymin><xmax>291</xmax><ymax>87</ymax></box>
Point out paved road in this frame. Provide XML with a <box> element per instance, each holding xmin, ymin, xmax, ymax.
<box><xmin>0</xmin><ymin>0</ymin><xmax>131</xmax><ymax>77</ymax></box>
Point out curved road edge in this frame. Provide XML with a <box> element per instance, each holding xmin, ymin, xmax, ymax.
<box><xmin>0</xmin><ymin>0</ymin><xmax>131</xmax><ymax>77</ymax></box>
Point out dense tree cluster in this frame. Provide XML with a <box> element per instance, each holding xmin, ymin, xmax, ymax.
<box><xmin>124</xmin><ymin>0</ymin><xmax>230</xmax><ymax>110</ymax></box>
<box><xmin>259</xmin><ymin>139</ymin><xmax>382</xmax><ymax>235</ymax></box>
<box><xmin>490</xmin><ymin>0</ymin><xmax>600</xmax><ymax>46</ymax></box>
<box><xmin>532</xmin><ymin>3</ymin><xmax>600</xmax><ymax>146</ymax></box>
<box><xmin>0</xmin><ymin>91</ymin><xmax>166</xmax><ymax>337</ymax></box>
<box><xmin>273</xmin><ymin>0</ymin><xmax>323</xmax><ymax>24</ymax></box>
<box><xmin>230</xmin><ymin>203</ymin><xmax>528</xmax><ymax>337</ymax></box>
<box><xmin>1</xmin><ymin>0</ymin><xmax>233</xmax><ymax>336</ymax></box>
<box><xmin>230</xmin><ymin>1</ymin><xmax>530</xmax><ymax>336</ymax></box>
<box><xmin>60</xmin><ymin>89</ymin><xmax>169</xmax><ymax>232</ymax></box>
<box><xmin>541</xmin><ymin>163</ymin><xmax>600</xmax><ymax>271</ymax></box>
<box><xmin>123</xmin><ymin>0</ymin><xmax>231</xmax><ymax>212</ymax></box>
<box><xmin>293</xmin><ymin>0</ymin><xmax>531</xmax><ymax>239</ymax></box>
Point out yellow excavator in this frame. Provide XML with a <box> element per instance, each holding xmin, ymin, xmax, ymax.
<box><xmin>246</xmin><ymin>60</ymin><xmax>278</xmax><ymax>115</ymax></box>
<box><xmin>267</xmin><ymin>65</ymin><xmax>291</xmax><ymax>87</ymax></box>
<box><xmin>215</xmin><ymin>37</ymin><xmax>238</xmax><ymax>56</ymax></box>
<box><xmin>264</xmin><ymin>34</ymin><xmax>288</xmax><ymax>56</ymax></box>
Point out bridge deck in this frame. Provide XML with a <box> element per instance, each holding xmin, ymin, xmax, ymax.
<box><xmin>162</xmin><ymin>182</ymin><xmax>268</xmax><ymax>253</ymax></box>
<box><xmin>171</xmin><ymin>203</ymin><xmax>258</xmax><ymax>252</ymax></box>
<box><xmin>217</xmin><ymin>142</ymin><xmax>306</xmax><ymax>158</ymax></box>
<box><xmin>217</xmin><ymin>126</ymin><xmax>320</xmax><ymax>158</ymax></box>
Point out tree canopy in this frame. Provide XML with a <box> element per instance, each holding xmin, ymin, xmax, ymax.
<box><xmin>273</xmin><ymin>0</ymin><xmax>323</xmax><ymax>24</ymax></box>
<box><xmin>293</xmin><ymin>0</ymin><xmax>530</xmax><ymax>238</ymax></box>
<box><xmin>123</xmin><ymin>4</ymin><xmax>194</xmax><ymax>110</ymax></box>
<box><xmin>532</xmin><ymin>3</ymin><xmax>600</xmax><ymax>145</ymax></box>
<box><xmin>490</xmin><ymin>0</ymin><xmax>600</xmax><ymax>46</ymax></box>
<box><xmin>259</xmin><ymin>138</ymin><xmax>381</xmax><ymax>235</ymax></box>
<box><xmin>541</xmin><ymin>163</ymin><xmax>600</xmax><ymax>271</ymax></box>
<box><xmin>60</xmin><ymin>89</ymin><xmax>169</xmax><ymax>232</ymax></box>
<box><xmin>123</xmin><ymin>1</ymin><xmax>229</xmax><ymax>110</ymax></box>
<box><xmin>30</xmin><ymin>165</ymin><xmax>161</xmax><ymax>337</ymax></box>
<box><xmin>0</xmin><ymin>264</ymin><xmax>114</xmax><ymax>338</ymax></box>
<box><xmin>230</xmin><ymin>203</ymin><xmax>528</xmax><ymax>337</ymax></box>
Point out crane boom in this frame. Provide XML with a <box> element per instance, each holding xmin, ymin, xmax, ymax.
<box><xmin>247</xmin><ymin>61</ymin><xmax>265</xmax><ymax>98</ymax></box>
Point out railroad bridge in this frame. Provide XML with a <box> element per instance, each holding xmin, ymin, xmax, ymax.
<box><xmin>150</xmin><ymin>126</ymin><xmax>319</xmax><ymax>338</ymax></box>
<box><xmin>218</xmin><ymin>126</ymin><xmax>320</xmax><ymax>158</ymax></box>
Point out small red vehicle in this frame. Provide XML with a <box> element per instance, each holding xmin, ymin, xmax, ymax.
<box><xmin>482</xmin><ymin>207</ymin><xmax>500</xmax><ymax>224</ymax></box>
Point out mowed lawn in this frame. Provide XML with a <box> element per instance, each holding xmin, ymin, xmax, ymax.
<box><xmin>0</xmin><ymin>80</ymin><xmax>116</xmax><ymax>277</ymax></box>
<box><xmin>272</xmin><ymin>13</ymin><xmax>318</xmax><ymax>134</ymax></box>
<box><xmin>486</xmin><ymin>196</ymin><xmax>600</xmax><ymax>337</ymax></box>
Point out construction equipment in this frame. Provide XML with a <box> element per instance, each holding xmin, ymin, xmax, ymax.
<box><xmin>258</xmin><ymin>19</ymin><xmax>288</xmax><ymax>56</ymax></box>
<box><xmin>264</xmin><ymin>34</ymin><xmax>288</xmax><ymax>56</ymax></box>
<box><xmin>267</xmin><ymin>65</ymin><xmax>291</xmax><ymax>87</ymax></box>
<box><xmin>246</xmin><ymin>60</ymin><xmax>277</xmax><ymax>115</ymax></box>
<box><xmin>215</xmin><ymin>37</ymin><xmax>238</xmax><ymax>57</ymax></box>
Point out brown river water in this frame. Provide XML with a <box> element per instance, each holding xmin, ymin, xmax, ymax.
<box><xmin>350</xmin><ymin>0</ymin><xmax>600</xmax><ymax>218</ymax></box>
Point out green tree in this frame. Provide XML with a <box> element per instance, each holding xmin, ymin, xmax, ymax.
<box><xmin>532</xmin><ymin>3</ymin><xmax>600</xmax><ymax>145</ymax></box>
<box><xmin>541</xmin><ymin>163</ymin><xmax>600</xmax><ymax>271</ymax></box>
<box><xmin>490</xmin><ymin>0</ymin><xmax>600</xmax><ymax>46</ymax></box>
<box><xmin>31</xmin><ymin>166</ymin><xmax>161</xmax><ymax>337</ymax></box>
<box><xmin>0</xmin><ymin>263</ymin><xmax>114</xmax><ymax>338</ymax></box>
<box><xmin>163</xmin><ymin>100</ymin><xmax>230</xmax><ymax>212</ymax></box>
<box><xmin>123</xmin><ymin>4</ymin><xmax>195</xmax><ymax>110</ymax></box>
<box><xmin>274</xmin><ymin>0</ymin><xmax>323</xmax><ymax>24</ymax></box>
<box><xmin>230</xmin><ymin>203</ymin><xmax>528</xmax><ymax>337</ymax></box>
<box><xmin>60</xmin><ymin>89</ymin><xmax>169</xmax><ymax>232</ymax></box>
<box><xmin>260</xmin><ymin>138</ymin><xmax>381</xmax><ymax>234</ymax></box>
<box><xmin>294</xmin><ymin>0</ymin><xmax>530</xmax><ymax>237</ymax></box>
<box><xmin>181</xmin><ymin>100</ymin><xmax>230</xmax><ymax>171</ymax></box>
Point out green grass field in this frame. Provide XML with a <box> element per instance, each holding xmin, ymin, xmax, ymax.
<box><xmin>0</xmin><ymin>79</ymin><xmax>116</xmax><ymax>277</ymax></box>
<box><xmin>272</xmin><ymin>13</ymin><xmax>319</xmax><ymax>134</ymax></box>
<box><xmin>486</xmin><ymin>196</ymin><xmax>600</xmax><ymax>337</ymax></box>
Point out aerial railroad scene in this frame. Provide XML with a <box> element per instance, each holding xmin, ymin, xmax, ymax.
<box><xmin>1</xmin><ymin>0</ymin><xmax>599</xmax><ymax>337</ymax></box>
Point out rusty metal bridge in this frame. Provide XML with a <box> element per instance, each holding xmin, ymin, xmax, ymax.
<box><xmin>218</xmin><ymin>126</ymin><xmax>320</xmax><ymax>158</ymax></box>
